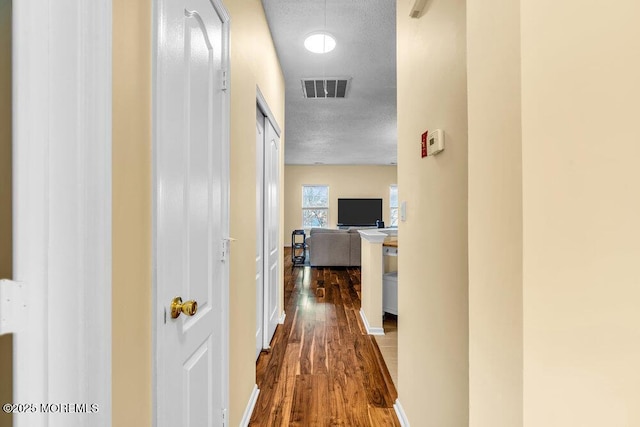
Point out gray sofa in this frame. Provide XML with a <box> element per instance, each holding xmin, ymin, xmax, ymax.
<box><xmin>305</xmin><ymin>227</ymin><xmax>365</xmax><ymax>267</ymax></box>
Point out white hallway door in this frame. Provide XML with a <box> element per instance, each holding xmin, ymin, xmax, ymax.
<box><xmin>256</xmin><ymin>107</ymin><xmax>280</xmax><ymax>355</ymax></box>
<box><xmin>155</xmin><ymin>0</ymin><xmax>230</xmax><ymax>426</ymax></box>
<box><xmin>8</xmin><ymin>1</ymin><xmax>112</xmax><ymax>426</ymax></box>
<box><xmin>263</xmin><ymin>114</ymin><xmax>280</xmax><ymax>348</ymax></box>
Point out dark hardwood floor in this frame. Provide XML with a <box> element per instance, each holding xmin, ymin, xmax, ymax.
<box><xmin>249</xmin><ymin>249</ymin><xmax>399</xmax><ymax>426</ymax></box>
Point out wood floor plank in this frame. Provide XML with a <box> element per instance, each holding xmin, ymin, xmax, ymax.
<box><xmin>312</xmin><ymin>320</ymin><xmax>328</xmax><ymax>375</ymax></box>
<box><xmin>326</xmin><ymin>302</ymin><xmax>338</xmax><ymax>326</ymax></box>
<box><xmin>344</xmin><ymin>304</ymin><xmax>362</xmax><ymax>335</ymax></box>
<box><xmin>289</xmin><ymin>375</ymin><xmax>313</xmax><ymax>426</ymax></box>
<box><xmin>353</xmin><ymin>336</ymin><xmax>394</xmax><ymax>408</ymax></box>
<box><xmin>311</xmin><ymin>374</ymin><xmax>330</xmax><ymax>425</ymax></box>
<box><xmin>299</xmin><ymin>314</ymin><xmax>315</xmax><ymax>375</ymax></box>
<box><xmin>251</xmin><ymin>326</ymin><xmax>288</xmax><ymax>422</ymax></box>
<box><xmin>328</xmin><ymin>337</ymin><xmax>370</xmax><ymax>426</ymax></box>
<box><xmin>251</xmin><ymin>250</ymin><xmax>400</xmax><ymax>426</ymax></box>
<box><xmin>288</xmin><ymin>308</ymin><xmax>303</xmax><ymax>344</ymax></box>
<box><xmin>370</xmin><ymin>331</ymin><xmax>398</xmax><ymax>401</ymax></box>
<box><xmin>289</xmin><ymin>374</ymin><xmax>329</xmax><ymax>426</ymax></box>
<box><xmin>368</xmin><ymin>407</ymin><xmax>402</xmax><ymax>427</ymax></box>
<box><xmin>266</xmin><ymin>343</ymin><xmax>300</xmax><ymax>426</ymax></box>
<box><xmin>331</xmin><ymin>284</ymin><xmax>350</xmax><ymax>340</ymax></box>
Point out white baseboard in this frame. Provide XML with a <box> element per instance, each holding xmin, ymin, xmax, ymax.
<box><xmin>240</xmin><ymin>384</ymin><xmax>260</xmax><ymax>427</ymax></box>
<box><xmin>359</xmin><ymin>309</ymin><xmax>385</xmax><ymax>335</ymax></box>
<box><xmin>394</xmin><ymin>398</ymin><xmax>410</xmax><ymax>426</ymax></box>
<box><xmin>279</xmin><ymin>311</ymin><xmax>286</xmax><ymax>324</ymax></box>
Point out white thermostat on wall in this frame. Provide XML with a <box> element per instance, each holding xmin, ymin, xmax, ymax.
<box><xmin>427</xmin><ymin>129</ymin><xmax>444</xmax><ymax>156</ymax></box>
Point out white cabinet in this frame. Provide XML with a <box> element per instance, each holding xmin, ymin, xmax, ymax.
<box><xmin>383</xmin><ymin>271</ymin><xmax>398</xmax><ymax>315</ymax></box>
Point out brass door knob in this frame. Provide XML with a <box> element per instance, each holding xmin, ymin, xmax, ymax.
<box><xmin>171</xmin><ymin>297</ymin><xmax>198</xmax><ymax>319</ymax></box>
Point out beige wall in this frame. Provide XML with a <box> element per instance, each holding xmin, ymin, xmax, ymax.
<box><xmin>0</xmin><ymin>1</ymin><xmax>11</xmax><ymax>426</ymax></box>
<box><xmin>225</xmin><ymin>1</ymin><xmax>285</xmax><ymax>424</ymax></box>
<box><xmin>521</xmin><ymin>2</ymin><xmax>640</xmax><ymax>425</ymax></box>
<box><xmin>284</xmin><ymin>165</ymin><xmax>397</xmax><ymax>239</ymax></box>
<box><xmin>396</xmin><ymin>0</ymin><xmax>469</xmax><ymax>424</ymax></box>
<box><xmin>112</xmin><ymin>0</ymin><xmax>153</xmax><ymax>424</ymax></box>
<box><xmin>467</xmin><ymin>1</ymin><xmax>640</xmax><ymax>425</ymax></box>
<box><xmin>467</xmin><ymin>0</ymin><xmax>523</xmax><ymax>426</ymax></box>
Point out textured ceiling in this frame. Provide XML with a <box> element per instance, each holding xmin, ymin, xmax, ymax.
<box><xmin>261</xmin><ymin>0</ymin><xmax>397</xmax><ymax>165</ymax></box>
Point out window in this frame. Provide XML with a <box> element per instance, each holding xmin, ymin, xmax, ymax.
<box><xmin>302</xmin><ymin>185</ymin><xmax>329</xmax><ymax>227</ymax></box>
<box><xmin>390</xmin><ymin>185</ymin><xmax>398</xmax><ymax>226</ymax></box>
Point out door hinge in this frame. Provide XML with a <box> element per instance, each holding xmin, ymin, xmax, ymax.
<box><xmin>221</xmin><ymin>239</ymin><xmax>228</xmax><ymax>262</ymax></box>
<box><xmin>222</xmin><ymin>408</ymin><xmax>227</xmax><ymax>427</ymax></box>
<box><xmin>0</xmin><ymin>279</ymin><xmax>26</xmax><ymax>335</ymax></box>
<box><xmin>221</xmin><ymin>69</ymin><xmax>228</xmax><ymax>92</ymax></box>
<box><xmin>222</xmin><ymin>237</ymin><xmax>236</xmax><ymax>262</ymax></box>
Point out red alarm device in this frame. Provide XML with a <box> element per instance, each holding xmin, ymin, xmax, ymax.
<box><xmin>421</xmin><ymin>130</ymin><xmax>428</xmax><ymax>158</ymax></box>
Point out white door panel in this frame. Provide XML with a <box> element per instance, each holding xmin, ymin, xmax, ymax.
<box><xmin>257</xmin><ymin>106</ymin><xmax>280</xmax><ymax>351</ymax></box>
<box><xmin>156</xmin><ymin>0</ymin><xmax>229</xmax><ymax>426</ymax></box>
<box><xmin>264</xmin><ymin>119</ymin><xmax>280</xmax><ymax>346</ymax></box>
<box><xmin>10</xmin><ymin>2</ymin><xmax>112</xmax><ymax>426</ymax></box>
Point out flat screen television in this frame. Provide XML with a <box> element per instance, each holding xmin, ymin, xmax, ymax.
<box><xmin>337</xmin><ymin>198</ymin><xmax>383</xmax><ymax>226</ymax></box>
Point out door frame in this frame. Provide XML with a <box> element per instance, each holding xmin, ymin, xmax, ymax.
<box><xmin>256</xmin><ymin>87</ymin><xmax>283</xmax><ymax>350</ymax></box>
<box><xmin>255</xmin><ymin>108</ymin><xmax>264</xmax><ymax>359</ymax></box>
<box><xmin>10</xmin><ymin>1</ymin><xmax>112</xmax><ymax>425</ymax></box>
<box><xmin>151</xmin><ymin>0</ymin><xmax>231</xmax><ymax>423</ymax></box>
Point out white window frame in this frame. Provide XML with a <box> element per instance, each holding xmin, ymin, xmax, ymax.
<box><xmin>301</xmin><ymin>185</ymin><xmax>329</xmax><ymax>228</ymax></box>
<box><xmin>390</xmin><ymin>184</ymin><xmax>398</xmax><ymax>227</ymax></box>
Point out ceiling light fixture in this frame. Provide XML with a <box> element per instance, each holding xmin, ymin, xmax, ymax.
<box><xmin>304</xmin><ymin>33</ymin><xmax>336</xmax><ymax>54</ymax></box>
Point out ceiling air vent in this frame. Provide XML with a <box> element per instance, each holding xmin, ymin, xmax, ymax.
<box><xmin>301</xmin><ymin>78</ymin><xmax>350</xmax><ymax>99</ymax></box>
